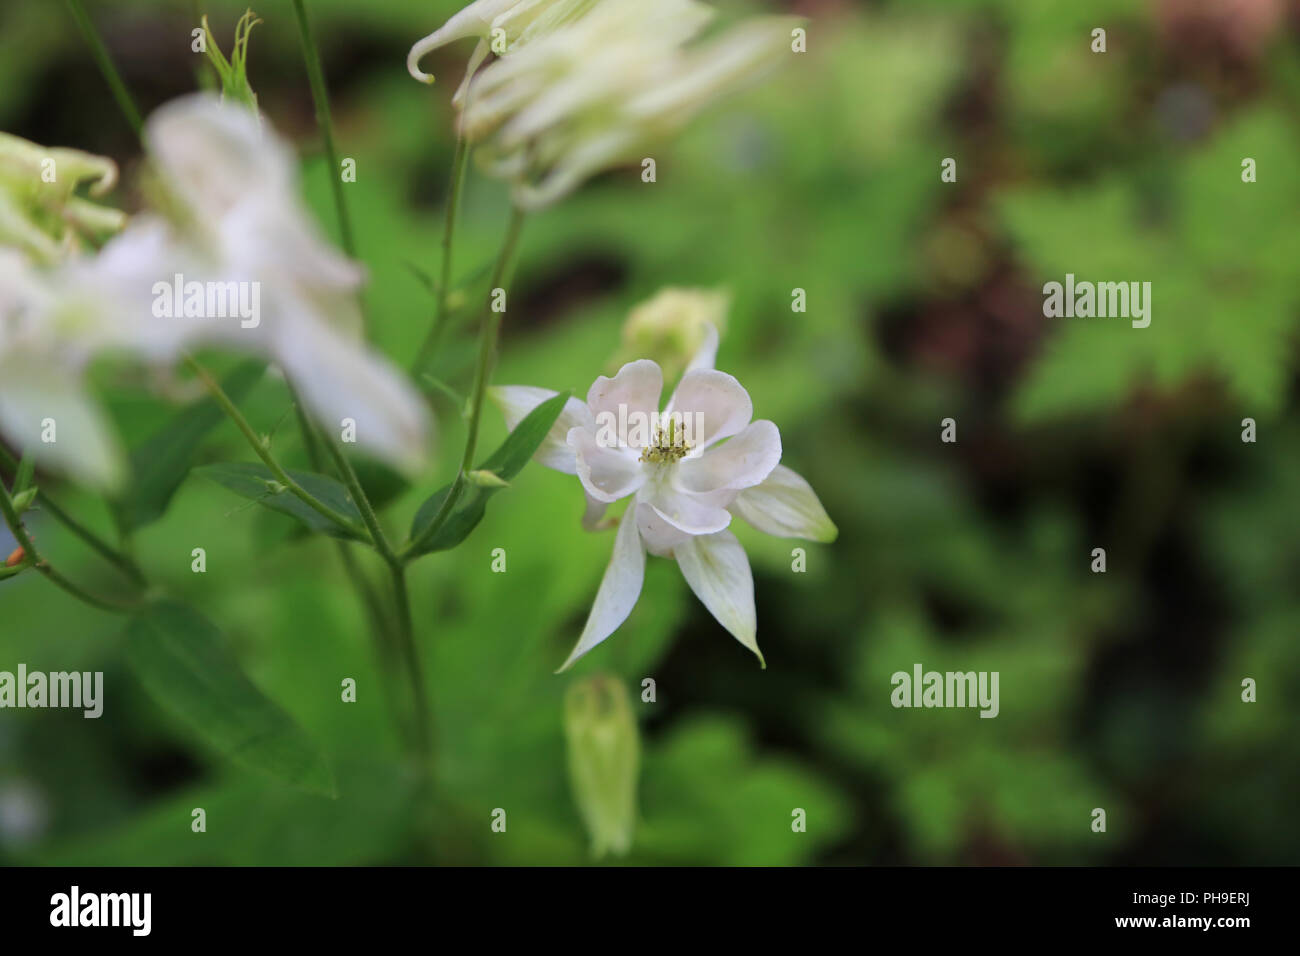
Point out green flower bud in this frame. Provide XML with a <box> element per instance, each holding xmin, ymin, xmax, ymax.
<box><xmin>10</xmin><ymin>487</ymin><xmax>38</xmax><ymax>514</ymax></box>
<box><xmin>612</xmin><ymin>286</ymin><xmax>729</xmax><ymax>383</ymax></box>
<box><xmin>564</xmin><ymin>674</ymin><xmax>640</xmax><ymax>858</ymax></box>
<box><xmin>467</xmin><ymin>469</ymin><xmax>509</xmax><ymax>488</ymax></box>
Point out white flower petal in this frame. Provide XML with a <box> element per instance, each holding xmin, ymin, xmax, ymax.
<box><xmin>451</xmin><ymin>38</ymin><xmax>492</xmax><ymax>107</ymax></box>
<box><xmin>675</xmin><ymin>529</ymin><xmax>762</xmax><ymax>667</ymax></box>
<box><xmin>558</xmin><ymin>508</ymin><xmax>645</xmax><ymax>671</ymax></box>
<box><xmin>0</xmin><ymin>373</ymin><xmax>123</xmax><ymax>491</ymax></box>
<box><xmin>407</xmin><ymin>0</ymin><xmax>516</xmax><ymax>83</ymax></box>
<box><xmin>676</xmin><ymin>419</ymin><xmax>781</xmax><ymax>494</ymax></box>
<box><xmin>664</xmin><ymin>367</ymin><xmax>752</xmax><ymax>449</ymax></box>
<box><xmin>585</xmin><ymin>358</ymin><xmax>663</xmax><ymax>427</ymax></box>
<box><xmin>633</xmin><ymin>500</ymin><xmax>690</xmax><ymax>557</ymax></box>
<box><xmin>646</xmin><ymin>490</ymin><xmax>732</xmax><ymax>537</ymax></box>
<box><xmin>684</xmin><ymin>320</ymin><xmax>719</xmax><ymax>373</ymax></box>
<box><xmin>730</xmin><ymin>464</ymin><xmax>838</xmax><ymax>543</ymax></box>
<box><xmin>490</xmin><ymin>384</ymin><xmax>594</xmax><ymax>474</ymax></box>
<box><xmin>146</xmin><ymin>94</ymin><xmax>294</xmax><ymax>221</ymax></box>
<box><xmin>278</xmin><ymin>322</ymin><xmax>432</xmax><ymax>475</ymax></box>
<box><xmin>569</xmin><ymin>426</ymin><xmax>644</xmax><ymax>502</ymax></box>
<box><xmin>581</xmin><ymin>491</ymin><xmax>610</xmax><ymax>531</ymax></box>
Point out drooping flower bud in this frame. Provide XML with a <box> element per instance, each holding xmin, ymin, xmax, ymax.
<box><xmin>564</xmin><ymin>674</ymin><xmax>640</xmax><ymax>857</ymax></box>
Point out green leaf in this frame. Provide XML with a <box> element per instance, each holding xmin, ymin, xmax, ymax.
<box><xmin>124</xmin><ymin>601</ymin><xmax>335</xmax><ymax>797</ymax></box>
<box><xmin>997</xmin><ymin>106</ymin><xmax>1300</xmax><ymax>422</ymax></box>
<box><xmin>112</xmin><ymin>361</ymin><xmax>264</xmax><ymax>531</ymax></box>
<box><xmin>196</xmin><ymin>461</ymin><xmax>366</xmax><ymax>541</ymax></box>
<box><xmin>408</xmin><ymin>390</ymin><xmax>570</xmax><ymax>556</ymax></box>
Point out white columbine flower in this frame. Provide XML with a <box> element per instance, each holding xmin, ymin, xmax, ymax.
<box><xmin>459</xmin><ymin>0</ymin><xmax>799</xmax><ymax>208</ymax></box>
<box><xmin>109</xmin><ymin>94</ymin><xmax>432</xmax><ymax>473</ymax></box>
<box><xmin>0</xmin><ymin>95</ymin><xmax>433</xmax><ymax>484</ymax></box>
<box><xmin>492</xmin><ymin>347</ymin><xmax>836</xmax><ymax>671</ymax></box>
<box><xmin>407</xmin><ymin>0</ymin><xmax>598</xmax><ymax>106</ymax></box>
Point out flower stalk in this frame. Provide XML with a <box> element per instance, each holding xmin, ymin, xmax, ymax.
<box><xmin>412</xmin><ymin>135</ymin><xmax>471</xmax><ymax>374</ymax></box>
<box><xmin>402</xmin><ymin>205</ymin><xmax>527</xmax><ymax>561</ymax></box>
<box><xmin>290</xmin><ymin>0</ymin><xmax>356</xmax><ymax>262</ymax></box>
<box><xmin>66</xmin><ymin>0</ymin><xmax>143</xmax><ymax>140</ymax></box>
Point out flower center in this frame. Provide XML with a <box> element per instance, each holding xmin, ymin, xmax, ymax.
<box><xmin>638</xmin><ymin>419</ymin><xmax>691</xmax><ymax>465</ymax></box>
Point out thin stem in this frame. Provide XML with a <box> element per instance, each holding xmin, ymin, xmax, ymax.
<box><xmin>412</xmin><ymin>135</ymin><xmax>471</xmax><ymax>374</ymax></box>
<box><xmin>185</xmin><ymin>356</ymin><xmax>367</xmax><ymax>540</ymax></box>
<box><xmin>320</xmin><ymin>439</ymin><xmax>430</xmax><ymax>761</ymax></box>
<box><xmin>461</xmin><ymin>206</ymin><xmax>526</xmax><ymax>471</ymax></box>
<box><xmin>290</xmin><ymin>0</ymin><xmax>356</xmax><ymax>260</ymax></box>
<box><xmin>65</xmin><ymin>0</ymin><xmax>143</xmax><ymax>141</ymax></box>
<box><xmin>322</xmin><ymin>439</ymin><xmax>396</xmax><ymax>563</ymax></box>
<box><xmin>47</xmin><ymin>495</ymin><xmax>147</xmax><ymax>587</ymax></box>
<box><xmin>0</xmin><ymin>445</ymin><xmax>146</xmax><ymax>587</ymax></box>
<box><xmin>402</xmin><ymin>206</ymin><xmax>526</xmax><ymax>561</ymax></box>
<box><xmin>287</xmin><ymin>395</ymin><xmax>407</xmax><ymax>744</ymax></box>
<box><xmin>0</xmin><ymin>480</ymin><xmax>140</xmax><ymax>615</ymax></box>
<box><xmin>287</xmin><ymin>394</ymin><xmax>391</xmax><ymax>635</ymax></box>
<box><xmin>389</xmin><ymin>563</ymin><xmax>431</xmax><ymax>762</ymax></box>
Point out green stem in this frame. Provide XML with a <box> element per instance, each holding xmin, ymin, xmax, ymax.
<box><xmin>320</xmin><ymin>439</ymin><xmax>430</xmax><ymax>761</ymax></box>
<box><xmin>402</xmin><ymin>207</ymin><xmax>526</xmax><ymax>561</ymax></box>
<box><xmin>287</xmin><ymin>395</ymin><xmax>407</xmax><ymax>744</ymax></box>
<box><xmin>185</xmin><ymin>356</ymin><xmax>366</xmax><ymax>539</ymax></box>
<box><xmin>322</xmin><ymin>439</ymin><xmax>396</xmax><ymax>562</ymax></box>
<box><xmin>389</xmin><ymin>562</ymin><xmax>431</xmax><ymax>762</ymax></box>
<box><xmin>0</xmin><ymin>445</ymin><xmax>146</xmax><ymax>587</ymax></box>
<box><xmin>412</xmin><ymin>135</ymin><xmax>471</xmax><ymax>374</ymax></box>
<box><xmin>287</xmin><ymin>395</ymin><xmax>391</xmax><ymax>636</ymax></box>
<box><xmin>290</xmin><ymin>0</ymin><xmax>356</xmax><ymax>261</ymax></box>
<box><xmin>0</xmin><ymin>480</ymin><xmax>140</xmax><ymax>614</ymax></box>
<box><xmin>65</xmin><ymin>0</ymin><xmax>143</xmax><ymax>141</ymax></box>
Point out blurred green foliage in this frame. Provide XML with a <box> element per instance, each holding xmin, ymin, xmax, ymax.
<box><xmin>1</xmin><ymin>0</ymin><xmax>1298</xmax><ymax>865</ymax></box>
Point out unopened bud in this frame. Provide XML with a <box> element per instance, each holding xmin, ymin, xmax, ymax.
<box><xmin>564</xmin><ymin>674</ymin><xmax>640</xmax><ymax>857</ymax></box>
<box><xmin>10</xmin><ymin>488</ymin><xmax>37</xmax><ymax>513</ymax></box>
<box><xmin>613</xmin><ymin>287</ymin><xmax>729</xmax><ymax>382</ymax></box>
<box><xmin>467</xmin><ymin>469</ymin><xmax>509</xmax><ymax>489</ymax></box>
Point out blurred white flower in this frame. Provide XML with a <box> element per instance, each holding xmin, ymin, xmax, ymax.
<box><xmin>125</xmin><ymin>94</ymin><xmax>432</xmax><ymax>473</ymax></box>
<box><xmin>492</xmin><ymin>346</ymin><xmax>835</xmax><ymax>671</ymax></box>
<box><xmin>459</xmin><ymin>0</ymin><xmax>799</xmax><ymax>208</ymax></box>
<box><xmin>0</xmin><ymin>249</ymin><xmax>129</xmax><ymax>488</ymax></box>
<box><xmin>0</xmin><ymin>95</ymin><xmax>433</xmax><ymax>484</ymax></box>
<box><xmin>407</xmin><ymin>0</ymin><xmax>598</xmax><ymax>106</ymax></box>
<box><xmin>0</xmin><ymin>131</ymin><xmax>125</xmax><ymax>264</ymax></box>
